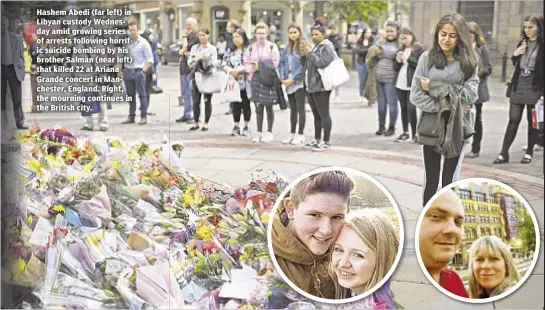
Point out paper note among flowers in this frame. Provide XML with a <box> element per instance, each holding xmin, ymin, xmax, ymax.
<box><xmin>219</xmin><ymin>265</ymin><xmax>258</xmax><ymax>300</ymax></box>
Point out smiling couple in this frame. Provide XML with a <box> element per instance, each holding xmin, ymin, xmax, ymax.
<box><xmin>271</xmin><ymin>171</ymin><xmax>400</xmax><ymax>306</ymax></box>
<box><xmin>420</xmin><ymin>190</ymin><xmax>522</xmax><ymax>299</ymax></box>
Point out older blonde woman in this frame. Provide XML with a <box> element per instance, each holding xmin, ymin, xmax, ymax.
<box><xmin>330</xmin><ymin>208</ymin><xmax>400</xmax><ymax>307</ymax></box>
<box><xmin>468</xmin><ymin>236</ymin><xmax>521</xmax><ymax>299</ymax></box>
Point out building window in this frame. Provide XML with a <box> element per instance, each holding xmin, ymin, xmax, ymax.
<box><xmin>251</xmin><ymin>8</ymin><xmax>285</xmax><ymax>44</ymax></box>
<box><xmin>458</xmin><ymin>1</ymin><xmax>495</xmax><ymax>46</ymax></box>
<box><xmin>460</xmin><ymin>189</ymin><xmax>471</xmax><ymax>200</ymax></box>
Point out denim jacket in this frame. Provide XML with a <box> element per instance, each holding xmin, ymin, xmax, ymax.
<box><xmin>279</xmin><ymin>47</ymin><xmax>304</xmax><ymax>82</ymax></box>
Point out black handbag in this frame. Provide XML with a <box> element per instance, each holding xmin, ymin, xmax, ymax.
<box><xmin>505</xmin><ymin>82</ymin><xmax>512</xmax><ymax>98</ymax></box>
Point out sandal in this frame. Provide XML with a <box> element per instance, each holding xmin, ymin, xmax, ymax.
<box><xmin>521</xmin><ymin>154</ymin><xmax>532</xmax><ymax>164</ymax></box>
<box><xmin>493</xmin><ymin>155</ymin><xmax>509</xmax><ymax>164</ymax></box>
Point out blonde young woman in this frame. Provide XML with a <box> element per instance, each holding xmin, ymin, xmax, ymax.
<box><xmin>468</xmin><ymin>236</ymin><xmax>521</xmax><ymax>299</ymax></box>
<box><xmin>330</xmin><ymin>208</ymin><xmax>400</xmax><ymax>307</ymax></box>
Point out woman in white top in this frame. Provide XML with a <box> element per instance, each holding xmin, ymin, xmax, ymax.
<box><xmin>188</xmin><ymin>28</ymin><xmax>218</xmax><ymax>131</ymax></box>
<box><xmin>393</xmin><ymin>27</ymin><xmax>425</xmax><ymax>142</ymax></box>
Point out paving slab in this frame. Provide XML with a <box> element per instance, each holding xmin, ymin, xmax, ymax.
<box><xmin>492</xmin><ymin>275</ymin><xmax>544</xmax><ymax>309</ymax></box>
<box><xmin>403</xmin><ymin>219</ymin><xmax>418</xmax><ymax>250</ymax></box>
<box><xmin>390</xmin><ymin>281</ymin><xmax>494</xmax><ymax>309</ymax></box>
<box><xmin>181</xmin><ymin>158</ymin><xmax>210</xmax><ymax>170</ymax></box>
<box><xmin>203</xmin><ymin>158</ymin><xmax>263</xmax><ymax>172</ymax></box>
<box><xmin>391</xmin><ymin>249</ymin><xmax>429</xmax><ymax>284</ymax></box>
<box><xmin>287</xmin><ymin>152</ymin><xmax>361</xmax><ymax>167</ymax></box>
<box><xmin>211</xmin><ymin>170</ymin><xmax>255</xmax><ymax>187</ymax></box>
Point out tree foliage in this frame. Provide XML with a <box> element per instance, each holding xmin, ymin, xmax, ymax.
<box><xmin>324</xmin><ymin>0</ymin><xmax>389</xmax><ymax>25</ymax></box>
<box><xmin>516</xmin><ymin>209</ymin><xmax>536</xmax><ymax>253</ymax></box>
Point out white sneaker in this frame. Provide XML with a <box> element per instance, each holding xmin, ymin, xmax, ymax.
<box><xmin>282</xmin><ymin>134</ymin><xmax>294</xmax><ymax>144</ymax></box>
<box><xmin>252</xmin><ymin>132</ymin><xmax>262</xmax><ymax>143</ymax></box>
<box><xmin>262</xmin><ymin>132</ymin><xmax>274</xmax><ymax>143</ymax></box>
<box><xmin>291</xmin><ymin>134</ymin><xmax>305</xmax><ymax>145</ymax></box>
<box><xmin>361</xmin><ymin>97</ymin><xmax>369</xmax><ymax>106</ymax></box>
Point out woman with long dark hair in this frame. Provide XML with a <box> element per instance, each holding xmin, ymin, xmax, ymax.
<box><xmin>410</xmin><ymin>13</ymin><xmax>480</xmax><ymax>206</ymax></box>
<box><xmin>394</xmin><ymin>27</ymin><xmax>425</xmax><ymax>142</ymax></box>
<box><xmin>494</xmin><ymin>14</ymin><xmax>544</xmax><ymax>164</ymax></box>
<box><xmin>188</xmin><ymin>28</ymin><xmax>218</xmax><ymax>131</ymax></box>
<box><xmin>300</xmin><ymin>23</ymin><xmax>337</xmax><ymax>151</ymax></box>
<box><xmin>280</xmin><ymin>24</ymin><xmax>307</xmax><ymax>145</ymax></box>
<box><xmin>368</xmin><ymin>21</ymin><xmax>401</xmax><ymax>137</ymax></box>
<box><xmin>466</xmin><ymin>21</ymin><xmax>492</xmax><ymax>158</ymax></box>
<box><xmin>222</xmin><ymin>28</ymin><xmax>252</xmax><ymax>136</ymax></box>
<box><xmin>354</xmin><ymin>27</ymin><xmax>373</xmax><ymax>105</ymax></box>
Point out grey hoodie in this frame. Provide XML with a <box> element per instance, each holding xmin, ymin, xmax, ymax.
<box><xmin>304</xmin><ymin>39</ymin><xmax>337</xmax><ymax>93</ymax></box>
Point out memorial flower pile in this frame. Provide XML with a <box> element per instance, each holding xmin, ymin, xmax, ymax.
<box><xmin>2</xmin><ymin>125</ymin><xmax>401</xmax><ymax>310</ymax></box>
<box><xmin>3</xmin><ymin>125</ymin><xmax>322</xmax><ymax>310</ymax></box>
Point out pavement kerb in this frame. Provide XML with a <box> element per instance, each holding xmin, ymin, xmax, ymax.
<box><xmin>181</xmin><ymin>140</ymin><xmax>544</xmax><ymax>196</ymax></box>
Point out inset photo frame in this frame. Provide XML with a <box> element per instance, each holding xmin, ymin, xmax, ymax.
<box><xmin>415</xmin><ymin>178</ymin><xmax>541</xmax><ymax>304</ymax></box>
<box><xmin>267</xmin><ymin>167</ymin><xmax>404</xmax><ymax>305</ymax></box>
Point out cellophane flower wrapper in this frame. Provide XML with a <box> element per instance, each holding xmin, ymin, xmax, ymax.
<box><xmin>33</xmin><ymin>272</ymin><xmax>114</xmax><ymax>302</ymax></box>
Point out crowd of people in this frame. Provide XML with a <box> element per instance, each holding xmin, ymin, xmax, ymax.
<box><xmin>5</xmin><ymin>9</ymin><xmax>542</xmax><ymax>207</ymax></box>
<box><xmin>142</xmin><ymin>13</ymin><xmax>540</xmax><ymax>205</ymax></box>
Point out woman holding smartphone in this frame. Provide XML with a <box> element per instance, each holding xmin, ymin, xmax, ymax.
<box><xmin>494</xmin><ymin>14</ymin><xmax>544</xmax><ymax>164</ymax></box>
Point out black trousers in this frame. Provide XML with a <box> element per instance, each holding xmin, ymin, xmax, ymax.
<box><xmin>500</xmin><ymin>103</ymin><xmax>539</xmax><ymax>157</ymax></box>
<box><xmin>192</xmin><ymin>87</ymin><xmax>213</xmax><ymax>123</ymax></box>
<box><xmin>422</xmin><ymin>145</ymin><xmax>466</xmax><ymax>207</ymax></box>
<box><xmin>1</xmin><ymin>65</ymin><xmax>24</xmax><ymax>125</ymax></box>
<box><xmin>288</xmin><ymin>88</ymin><xmax>306</xmax><ymax>135</ymax></box>
<box><xmin>255</xmin><ymin>104</ymin><xmax>274</xmax><ymax>132</ymax></box>
<box><xmin>471</xmin><ymin>103</ymin><xmax>483</xmax><ymax>153</ymax></box>
<box><xmin>308</xmin><ymin>91</ymin><xmax>332</xmax><ymax>142</ymax></box>
<box><xmin>232</xmin><ymin>90</ymin><xmax>251</xmax><ymax>123</ymax></box>
<box><xmin>396</xmin><ymin>88</ymin><xmax>417</xmax><ymax>137</ymax></box>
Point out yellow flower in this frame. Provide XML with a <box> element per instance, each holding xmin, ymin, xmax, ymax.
<box><xmin>196</xmin><ymin>225</ymin><xmax>213</xmax><ymax>242</ymax></box>
<box><xmin>6</xmin><ymin>258</ymin><xmax>26</xmax><ymax>279</ymax></box>
<box><xmin>260</xmin><ymin>214</ymin><xmax>270</xmax><ymax>224</ymax></box>
<box><xmin>27</xmin><ymin>215</ymin><xmax>33</xmax><ymax>226</ymax></box>
<box><xmin>267</xmin><ymin>290</ymin><xmax>273</xmax><ymax>297</ymax></box>
<box><xmin>52</xmin><ymin>205</ymin><xmax>66</xmax><ymax>215</ymax></box>
<box><xmin>27</xmin><ymin>159</ymin><xmax>43</xmax><ymax>176</ymax></box>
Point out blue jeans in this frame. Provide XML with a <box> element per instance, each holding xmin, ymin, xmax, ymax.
<box><xmin>356</xmin><ymin>63</ymin><xmax>368</xmax><ymax>97</ymax></box>
<box><xmin>376</xmin><ymin>81</ymin><xmax>398</xmax><ymax>128</ymax></box>
<box><xmin>123</xmin><ymin>68</ymin><xmax>148</xmax><ymax>118</ymax></box>
<box><xmin>152</xmin><ymin>62</ymin><xmax>158</xmax><ymax>87</ymax></box>
<box><xmin>181</xmin><ymin>73</ymin><xmax>193</xmax><ymax>118</ymax></box>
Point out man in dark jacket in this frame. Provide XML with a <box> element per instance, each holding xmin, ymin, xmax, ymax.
<box><xmin>176</xmin><ymin>17</ymin><xmax>199</xmax><ymax>123</ymax></box>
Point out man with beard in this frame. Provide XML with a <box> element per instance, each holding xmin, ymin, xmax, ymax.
<box><xmin>418</xmin><ymin>189</ymin><xmax>469</xmax><ymax>298</ymax></box>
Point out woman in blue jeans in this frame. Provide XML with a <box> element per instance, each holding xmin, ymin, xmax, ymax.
<box><xmin>354</xmin><ymin>27</ymin><xmax>373</xmax><ymax>105</ymax></box>
<box><xmin>368</xmin><ymin>21</ymin><xmax>401</xmax><ymax>137</ymax></box>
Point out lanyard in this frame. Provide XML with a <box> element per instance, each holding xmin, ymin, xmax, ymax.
<box><xmin>524</xmin><ymin>41</ymin><xmax>538</xmax><ymax>70</ymax></box>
